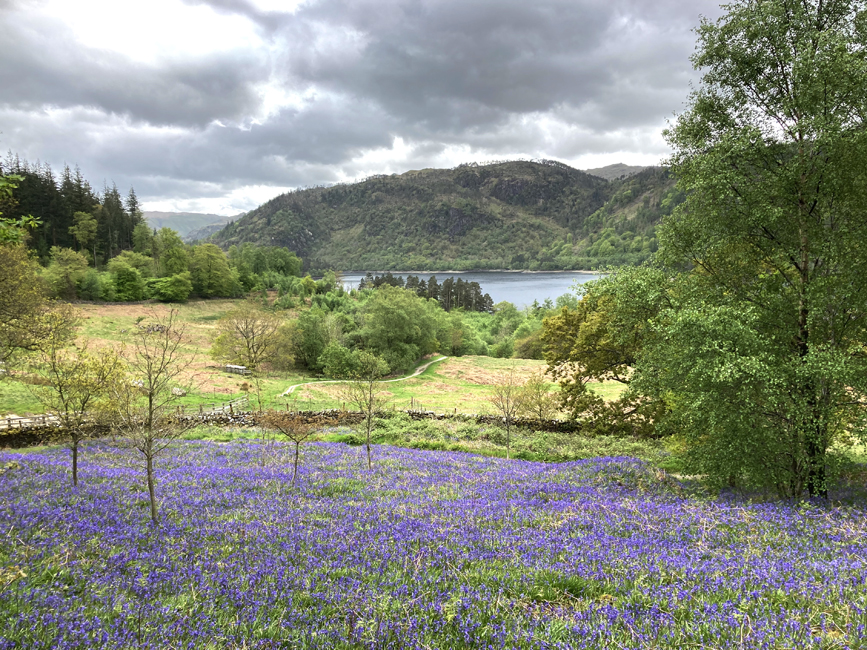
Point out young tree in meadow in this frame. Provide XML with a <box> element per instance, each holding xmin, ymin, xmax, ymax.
<box><xmin>638</xmin><ymin>0</ymin><xmax>867</xmax><ymax>497</ymax></box>
<box><xmin>517</xmin><ymin>369</ymin><xmax>559</xmax><ymax>421</ymax></box>
<box><xmin>211</xmin><ymin>303</ymin><xmax>284</xmax><ymax>410</ymax></box>
<box><xmin>107</xmin><ymin>310</ymin><xmax>195</xmax><ymax>523</ymax></box>
<box><xmin>260</xmin><ymin>411</ymin><xmax>335</xmax><ymax>485</ymax></box>
<box><xmin>30</xmin><ymin>311</ymin><xmax>124</xmax><ymax>485</ymax></box>
<box><xmin>488</xmin><ymin>367</ymin><xmax>525</xmax><ymax>460</ymax></box>
<box><xmin>340</xmin><ymin>351</ymin><xmax>390</xmax><ymax>470</ymax></box>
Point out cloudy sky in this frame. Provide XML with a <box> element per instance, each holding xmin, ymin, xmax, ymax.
<box><xmin>0</xmin><ymin>0</ymin><xmax>722</xmax><ymax>214</ymax></box>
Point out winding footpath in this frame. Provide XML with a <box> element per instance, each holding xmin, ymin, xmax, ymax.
<box><xmin>280</xmin><ymin>356</ymin><xmax>448</xmax><ymax>397</ymax></box>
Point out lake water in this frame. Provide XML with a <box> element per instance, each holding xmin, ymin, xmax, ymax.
<box><xmin>340</xmin><ymin>271</ymin><xmax>604</xmax><ymax>308</ymax></box>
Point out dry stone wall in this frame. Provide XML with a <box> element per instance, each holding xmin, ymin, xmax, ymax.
<box><xmin>0</xmin><ymin>409</ymin><xmax>582</xmax><ymax>449</ymax></box>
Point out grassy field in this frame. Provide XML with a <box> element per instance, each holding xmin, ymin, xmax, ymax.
<box><xmin>180</xmin><ymin>414</ymin><xmax>677</xmax><ymax>469</ymax></box>
<box><xmin>284</xmin><ymin>356</ymin><xmax>623</xmax><ymax>415</ymax></box>
<box><xmin>1</xmin><ymin>440</ymin><xmax>864</xmax><ymax>648</ymax></box>
<box><xmin>1</xmin><ymin>300</ymin><xmax>624</xmax><ymax>416</ymax></box>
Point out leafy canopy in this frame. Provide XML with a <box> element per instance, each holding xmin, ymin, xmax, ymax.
<box><xmin>638</xmin><ymin>0</ymin><xmax>867</xmax><ymax>497</ymax></box>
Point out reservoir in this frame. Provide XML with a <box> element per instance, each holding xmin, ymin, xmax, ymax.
<box><xmin>340</xmin><ymin>270</ymin><xmax>604</xmax><ymax>308</ymax></box>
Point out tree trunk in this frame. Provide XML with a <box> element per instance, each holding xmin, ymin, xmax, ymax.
<box><xmin>806</xmin><ymin>422</ymin><xmax>828</xmax><ymax>499</ymax></box>
<box><xmin>146</xmin><ymin>453</ymin><xmax>159</xmax><ymax>523</ymax></box>
<box><xmin>366</xmin><ymin>418</ymin><xmax>372</xmax><ymax>470</ymax></box>
<box><xmin>72</xmin><ymin>441</ymin><xmax>78</xmax><ymax>486</ymax></box>
<box><xmin>293</xmin><ymin>442</ymin><xmax>300</xmax><ymax>485</ymax></box>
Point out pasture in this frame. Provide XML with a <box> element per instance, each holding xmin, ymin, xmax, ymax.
<box><xmin>1</xmin><ymin>441</ymin><xmax>865</xmax><ymax>648</ymax></box>
<box><xmin>0</xmin><ymin>300</ymin><xmax>623</xmax><ymax>418</ymax></box>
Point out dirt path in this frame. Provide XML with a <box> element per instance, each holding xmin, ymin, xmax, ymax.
<box><xmin>280</xmin><ymin>356</ymin><xmax>448</xmax><ymax>397</ymax></box>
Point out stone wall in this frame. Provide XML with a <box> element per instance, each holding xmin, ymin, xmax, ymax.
<box><xmin>0</xmin><ymin>409</ymin><xmax>582</xmax><ymax>449</ymax></box>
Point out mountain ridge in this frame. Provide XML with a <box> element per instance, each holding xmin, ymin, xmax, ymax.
<box><xmin>209</xmin><ymin>160</ymin><xmax>681</xmax><ymax>272</ymax></box>
<box><xmin>143</xmin><ymin>211</ymin><xmax>235</xmax><ymax>238</ymax></box>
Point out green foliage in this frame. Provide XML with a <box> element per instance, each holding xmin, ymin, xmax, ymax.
<box><xmin>359</xmin><ymin>412</ymin><xmax>674</xmax><ymax>465</ymax></box>
<box><xmin>111</xmin><ymin>250</ymin><xmax>154</xmax><ymax>278</ymax></box>
<box><xmin>292</xmin><ymin>308</ymin><xmax>331</xmax><ymax>372</ymax></box>
<box><xmin>77</xmin><ymin>269</ymin><xmax>111</xmax><ymax>301</ymax></box>
<box><xmin>0</xmin><ymin>243</ymin><xmax>53</xmax><ymax>369</ymax></box>
<box><xmin>108</xmin><ymin>260</ymin><xmax>146</xmax><ymax>302</ymax></box>
<box><xmin>155</xmin><ymin>228</ymin><xmax>188</xmax><ymax>277</ymax></box>
<box><xmin>361</xmin><ymin>272</ymin><xmax>493</xmax><ymax>312</ymax></box>
<box><xmin>131</xmin><ymin>222</ymin><xmax>154</xmax><ymax>255</ymax></box>
<box><xmin>635</xmin><ymin>303</ymin><xmax>861</xmax><ymax>493</ymax></box>
<box><xmin>358</xmin><ymin>285</ymin><xmax>441</xmax><ymax>372</ymax></box>
<box><xmin>69</xmin><ymin>211</ymin><xmax>98</xmax><ymax>256</ymax></box>
<box><xmin>189</xmin><ymin>244</ymin><xmax>239</xmax><ymax>298</ymax></box>
<box><xmin>641</xmin><ymin>0</ymin><xmax>867</xmax><ymax>498</ymax></box>
<box><xmin>147</xmin><ymin>273</ymin><xmax>193</xmax><ymax>303</ymax></box>
<box><xmin>44</xmin><ymin>247</ymin><xmax>89</xmax><ymax>300</ymax></box>
<box><xmin>318</xmin><ymin>342</ymin><xmax>357</xmax><ymax>379</ymax></box>
<box><xmin>542</xmin><ymin>265</ymin><xmax>673</xmax><ymax>438</ymax></box>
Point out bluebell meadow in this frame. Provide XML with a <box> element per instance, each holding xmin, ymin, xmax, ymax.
<box><xmin>1</xmin><ymin>441</ymin><xmax>865</xmax><ymax>648</ymax></box>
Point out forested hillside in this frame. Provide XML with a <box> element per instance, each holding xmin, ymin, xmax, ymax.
<box><xmin>211</xmin><ymin>160</ymin><xmax>680</xmax><ymax>271</ymax></box>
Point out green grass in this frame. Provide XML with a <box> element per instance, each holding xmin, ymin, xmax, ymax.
<box><xmin>19</xmin><ymin>301</ymin><xmax>625</xmax><ymax>418</ymax></box>
<box><xmin>0</xmin><ymin>378</ymin><xmax>45</xmax><ymax>416</ymax></box>
<box><xmin>287</xmin><ymin>356</ymin><xmax>624</xmax><ymax>415</ymax></box>
<box><xmin>178</xmin><ymin>413</ymin><xmax>678</xmax><ymax>470</ymax></box>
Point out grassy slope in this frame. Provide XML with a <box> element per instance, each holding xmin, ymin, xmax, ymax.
<box><xmin>2</xmin><ymin>301</ymin><xmax>624</xmax><ymax>417</ymax></box>
<box><xmin>289</xmin><ymin>355</ymin><xmax>623</xmax><ymax>415</ymax></box>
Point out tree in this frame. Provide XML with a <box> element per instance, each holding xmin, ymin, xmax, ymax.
<box><xmin>318</xmin><ymin>342</ymin><xmax>358</xmax><ymax>379</ymax></box>
<box><xmin>30</xmin><ymin>317</ymin><xmax>123</xmax><ymax>486</ymax></box>
<box><xmin>260</xmin><ymin>411</ymin><xmax>334</xmax><ymax>485</ymax></box>
<box><xmin>541</xmin><ymin>265</ymin><xmax>672</xmax><ymax>437</ymax></box>
<box><xmin>44</xmin><ymin>247</ymin><xmax>89</xmax><ymax>300</ymax></box>
<box><xmin>69</xmin><ymin>211</ymin><xmax>98</xmax><ymax>261</ymax></box>
<box><xmin>132</xmin><ymin>222</ymin><xmax>154</xmax><ymax>256</ymax></box>
<box><xmin>146</xmin><ymin>273</ymin><xmax>193</xmax><ymax>303</ymax></box>
<box><xmin>487</xmin><ymin>367</ymin><xmax>525</xmax><ymax>459</ymax></box>
<box><xmin>359</xmin><ymin>285</ymin><xmax>440</xmax><ymax>372</ymax></box>
<box><xmin>107</xmin><ymin>259</ymin><xmax>146</xmax><ymax>302</ymax></box>
<box><xmin>189</xmin><ymin>244</ymin><xmax>238</xmax><ymax>298</ymax></box>
<box><xmin>340</xmin><ymin>351</ymin><xmax>390</xmax><ymax>470</ymax></box>
<box><xmin>0</xmin><ymin>243</ymin><xmax>65</xmax><ymax>370</ymax></box>
<box><xmin>517</xmin><ymin>369</ymin><xmax>559</xmax><ymax>421</ymax></box>
<box><xmin>155</xmin><ymin>228</ymin><xmax>188</xmax><ymax>277</ymax></box>
<box><xmin>107</xmin><ymin>310</ymin><xmax>194</xmax><ymax>523</ymax></box>
<box><xmin>644</xmin><ymin>0</ymin><xmax>867</xmax><ymax>497</ymax></box>
<box><xmin>291</xmin><ymin>307</ymin><xmax>330</xmax><ymax>372</ymax></box>
<box><xmin>210</xmin><ymin>303</ymin><xmax>284</xmax><ymax>410</ymax></box>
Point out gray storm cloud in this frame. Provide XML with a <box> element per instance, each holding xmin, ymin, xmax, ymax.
<box><xmin>0</xmin><ymin>0</ymin><xmax>722</xmax><ymax>212</ymax></box>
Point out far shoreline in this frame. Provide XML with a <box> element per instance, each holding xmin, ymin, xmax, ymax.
<box><xmin>338</xmin><ymin>269</ymin><xmax>605</xmax><ymax>276</ymax></box>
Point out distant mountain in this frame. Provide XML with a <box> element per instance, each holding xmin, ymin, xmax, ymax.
<box><xmin>143</xmin><ymin>211</ymin><xmax>234</xmax><ymax>238</ymax></box>
<box><xmin>583</xmin><ymin>163</ymin><xmax>650</xmax><ymax>181</ymax></box>
<box><xmin>185</xmin><ymin>220</ymin><xmax>243</xmax><ymax>243</ymax></box>
<box><xmin>210</xmin><ymin>161</ymin><xmax>681</xmax><ymax>272</ymax></box>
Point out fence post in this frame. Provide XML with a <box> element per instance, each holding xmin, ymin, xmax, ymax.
<box><xmin>199</xmin><ymin>404</ymin><xmax>203</xmax><ymax>415</ymax></box>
